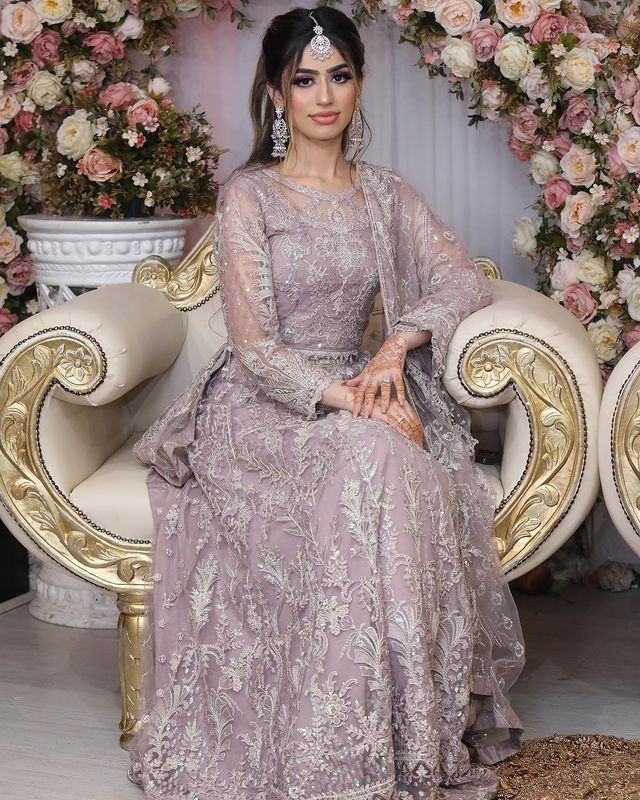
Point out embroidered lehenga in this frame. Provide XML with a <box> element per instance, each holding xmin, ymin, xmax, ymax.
<box><xmin>129</xmin><ymin>161</ymin><xmax>525</xmax><ymax>800</ymax></box>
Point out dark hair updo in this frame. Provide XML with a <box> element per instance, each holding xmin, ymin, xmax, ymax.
<box><xmin>242</xmin><ymin>6</ymin><xmax>369</xmax><ymax>170</ymax></box>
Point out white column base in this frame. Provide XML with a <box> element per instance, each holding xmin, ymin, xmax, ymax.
<box><xmin>29</xmin><ymin>561</ymin><xmax>118</xmax><ymax>629</ymax></box>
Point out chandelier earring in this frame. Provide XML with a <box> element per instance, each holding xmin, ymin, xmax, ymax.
<box><xmin>271</xmin><ymin>105</ymin><xmax>289</xmax><ymax>159</ymax></box>
<box><xmin>349</xmin><ymin>97</ymin><xmax>363</xmax><ymax>152</ymax></box>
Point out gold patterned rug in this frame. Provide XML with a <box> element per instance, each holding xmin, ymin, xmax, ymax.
<box><xmin>492</xmin><ymin>734</ymin><xmax>640</xmax><ymax>799</ymax></box>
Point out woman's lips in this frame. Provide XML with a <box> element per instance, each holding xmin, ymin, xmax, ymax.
<box><xmin>311</xmin><ymin>112</ymin><xmax>339</xmax><ymax>125</ymax></box>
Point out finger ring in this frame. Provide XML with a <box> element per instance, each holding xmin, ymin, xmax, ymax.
<box><xmin>397</xmin><ymin>415</ymin><xmax>405</xmax><ymax>422</ymax></box>
<box><xmin>381</xmin><ymin>376</ymin><xmax>391</xmax><ymax>383</ymax></box>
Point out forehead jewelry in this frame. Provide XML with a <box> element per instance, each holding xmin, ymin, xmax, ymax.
<box><xmin>309</xmin><ymin>11</ymin><xmax>334</xmax><ymax>61</ymax></box>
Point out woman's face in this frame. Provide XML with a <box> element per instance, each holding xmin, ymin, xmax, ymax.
<box><xmin>272</xmin><ymin>43</ymin><xmax>358</xmax><ymax>146</ymax></box>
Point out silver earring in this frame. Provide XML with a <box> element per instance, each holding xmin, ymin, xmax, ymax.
<box><xmin>271</xmin><ymin>106</ymin><xmax>289</xmax><ymax>159</ymax></box>
<box><xmin>349</xmin><ymin>98</ymin><xmax>363</xmax><ymax>152</ymax></box>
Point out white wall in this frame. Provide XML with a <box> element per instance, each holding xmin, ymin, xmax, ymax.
<box><xmin>166</xmin><ymin>2</ymin><xmax>539</xmax><ymax>286</ymax></box>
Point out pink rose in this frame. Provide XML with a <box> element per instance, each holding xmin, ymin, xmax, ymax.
<box><xmin>0</xmin><ymin>226</ymin><xmax>22</xmax><ymax>264</ymax></box>
<box><xmin>9</xmin><ymin>60</ymin><xmax>39</xmax><ymax>91</ymax></box>
<box><xmin>550</xmin><ymin>257</ymin><xmax>578</xmax><ymax>291</ymax></box>
<box><xmin>559</xmin><ymin>91</ymin><xmax>595</xmax><ymax>134</ymax></box>
<box><xmin>554</xmin><ymin>131</ymin><xmax>572</xmax><ymax>157</ymax></box>
<box><xmin>99</xmin><ymin>81</ymin><xmax>138</xmax><ymax>110</ymax></box>
<box><xmin>393</xmin><ymin>6</ymin><xmax>413</xmax><ymax>23</ymax></box>
<box><xmin>612</xmin><ymin>72</ymin><xmax>640</xmax><ymax>103</ymax></box>
<box><xmin>5</xmin><ymin>255</ymin><xmax>33</xmax><ymax>294</ymax></box>
<box><xmin>633</xmin><ymin>91</ymin><xmax>640</xmax><ymax>126</ymax></box>
<box><xmin>128</xmin><ymin>0</ymin><xmax>141</xmax><ymax>13</ymax></box>
<box><xmin>566</xmin><ymin>14</ymin><xmax>590</xmax><ymax>38</ymax></box>
<box><xmin>525</xmin><ymin>11</ymin><xmax>568</xmax><ymax>44</ymax></box>
<box><xmin>510</xmin><ymin>105</ymin><xmax>542</xmax><ymax>145</ymax></box>
<box><xmin>560</xmin><ymin>191</ymin><xmax>595</xmax><ymax>236</ymax></box>
<box><xmin>566</xmin><ymin>233</ymin><xmax>588</xmax><ymax>254</ymax></box>
<box><xmin>599</xmin><ymin>289</ymin><xmax>621</xmax><ymax>310</ymax></box>
<box><xmin>623</xmin><ymin>324</ymin><xmax>640</xmax><ymax>349</ymax></box>
<box><xmin>508</xmin><ymin>131</ymin><xmax>531</xmax><ymax>161</ymax></box>
<box><xmin>31</xmin><ymin>29</ymin><xmax>61</xmax><ymax>67</ymax></box>
<box><xmin>79</xmin><ymin>146</ymin><xmax>123</xmax><ymax>183</ymax></box>
<box><xmin>83</xmin><ymin>31</ymin><xmax>125</xmax><ymax>65</ymax></box>
<box><xmin>61</xmin><ymin>20</ymin><xmax>76</xmax><ymax>36</ymax></box>
<box><xmin>0</xmin><ymin>127</ymin><xmax>8</xmax><ymax>155</ymax></box>
<box><xmin>563</xmin><ymin>282</ymin><xmax>598</xmax><ymax>323</ymax></box>
<box><xmin>607</xmin><ymin>144</ymin><xmax>629</xmax><ymax>180</ymax></box>
<box><xmin>467</xmin><ymin>19</ymin><xmax>503</xmax><ymax>62</ymax></box>
<box><xmin>127</xmin><ymin>98</ymin><xmax>159</xmax><ymax>130</ymax></box>
<box><xmin>0</xmin><ymin>307</ymin><xmax>18</xmax><ymax>334</ymax></box>
<box><xmin>544</xmin><ymin>175</ymin><xmax>572</xmax><ymax>210</ymax></box>
<box><xmin>13</xmin><ymin>109</ymin><xmax>36</xmax><ymax>134</ymax></box>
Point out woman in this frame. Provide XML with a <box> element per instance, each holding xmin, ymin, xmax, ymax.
<box><xmin>130</xmin><ymin>6</ymin><xmax>525</xmax><ymax>799</ymax></box>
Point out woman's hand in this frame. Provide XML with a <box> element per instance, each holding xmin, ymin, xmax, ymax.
<box><xmin>370</xmin><ymin>396</ymin><xmax>424</xmax><ymax>448</ymax></box>
<box><xmin>345</xmin><ymin>333</ymin><xmax>409</xmax><ymax>418</ymax></box>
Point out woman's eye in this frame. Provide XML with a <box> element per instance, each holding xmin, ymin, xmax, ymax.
<box><xmin>294</xmin><ymin>77</ymin><xmax>314</xmax><ymax>87</ymax></box>
<box><xmin>293</xmin><ymin>72</ymin><xmax>352</xmax><ymax>87</ymax></box>
<box><xmin>332</xmin><ymin>72</ymin><xmax>352</xmax><ymax>83</ymax></box>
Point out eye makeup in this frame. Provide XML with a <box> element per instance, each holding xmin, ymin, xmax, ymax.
<box><xmin>292</xmin><ymin>70</ymin><xmax>352</xmax><ymax>87</ymax></box>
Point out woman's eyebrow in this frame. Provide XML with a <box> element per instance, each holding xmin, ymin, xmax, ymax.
<box><xmin>295</xmin><ymin>63</ymin><xmax>349</xmax><ymax>75</ymax></box>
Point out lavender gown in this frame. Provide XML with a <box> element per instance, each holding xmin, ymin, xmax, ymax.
<box><xmin>130</xmin><ymin>164</ymin><xmax>525</xmax><ymax>799</ymax></box>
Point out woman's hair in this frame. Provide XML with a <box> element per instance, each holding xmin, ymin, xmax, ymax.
<box><xmin>240</xmin><ymin>6</ymin><xmax>370</xmax><ymax>172</ymax></box>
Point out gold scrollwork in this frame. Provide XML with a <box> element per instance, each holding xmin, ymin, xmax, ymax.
<box><xmin>459</xmin><ymin>330</ymin><xmax>586</xmax><ymax>574</ymax></box>
<box><xmin>133</xmin><ymin>221</ymin><xmax>218</xmax><ymax>311</ymax></box>
<box><xmin>474</xmin><ymin>256</ymin><xmax>503</xmax><ymax>281</ymax></box>
<box><xmin>611</xmin><ymin>370</ymin><xmax>640</xmax><ymax>540</ymax></box>
<box><xmin>0</xmin><ymin>328</ymin><xmax>152</xmax><ymax>591</ymax></box>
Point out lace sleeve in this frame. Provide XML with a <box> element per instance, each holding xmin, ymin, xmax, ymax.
<box><xmin>390</xmin><ymin>183</ymin><xmax>491</xmax><ymax>378</ymax></box>
<box><xmin>214</xmin><ymin>173</ymin><xmax>336</xmax><ymax>420</ymax></box>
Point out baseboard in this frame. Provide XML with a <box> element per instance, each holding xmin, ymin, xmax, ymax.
<box><xmin>0</xmin><ymin>591</ymin><xmax>32</xmax><ymax>616</ymax></box>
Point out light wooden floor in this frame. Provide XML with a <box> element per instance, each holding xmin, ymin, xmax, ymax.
<box><xmin>1</xmin><ymin>583</ymin><xmax>639</xmax><ymax>799</ymax></box>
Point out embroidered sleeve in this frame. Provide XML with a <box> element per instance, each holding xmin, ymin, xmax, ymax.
<box><xmin>390</xmin><ymin>184</ymin><xmax>491</xmax><ymax>378</ymax></box>
<box><xmin>214</xmin><ymin>174</ymin><xmax>335</xmax><ymax>419</ymax></box>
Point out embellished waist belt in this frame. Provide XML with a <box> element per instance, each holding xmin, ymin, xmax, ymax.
<box><xmin>287</xmin><ymin>345</ymin><xmax>361</xmax><ymax>363</ymax></box>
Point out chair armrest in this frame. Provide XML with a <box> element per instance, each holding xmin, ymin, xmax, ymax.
<box><xmin>442</xmin><ymin>279</ymin><xmax>601</xmax><ymax>579</ymax></box>
<box><xmin>598</xmin><ymin>343</ymin><xmax>640</xmax><ymax>558</ymax></box>
<box><xmin>0</xmin><ymin>283</ymin><xmax>187</xmax><ymax>406</ymax></box>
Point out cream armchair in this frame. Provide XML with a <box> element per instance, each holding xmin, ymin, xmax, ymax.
<box><xmin>598</xmin><ymin>343</ymin><xmax>640</xmax><ymax>558</ymax></box>
<box><xmin>0</xmin><ymin>231</ymin><xmax>601</xmax><ymax>748</ymax></box>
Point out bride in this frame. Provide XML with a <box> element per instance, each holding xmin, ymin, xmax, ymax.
<box><xmin>129</xmin><ymin>6</ymin><xmax>525</xmax><ymax>799</ymax></box>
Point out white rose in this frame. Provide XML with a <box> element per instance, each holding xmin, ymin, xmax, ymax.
<box><xmin>513</xmin><ymin>216</ymin><xmax>540</xmax><ymax>257</ymax></box>
<box><xmin>0</xmin><ymin>275</ymin><xmax>7</xmax><ymax>305</ymax></box>
<box><xmin>115</xmin><ymin>14</ymin><xmax>144</xmax><ymax>41</ymax></box>
<box><xmin>0</xmin><ymin>152</ymin><xmax>31</xmax><ymax>182</ymax></box>
<box><xmin>617</xmin><ymin>127</ymin><xmax>640</xmax><ymax>174</ymax></box>
<box><xmin>574</xmin><ymin>250</ymin><xmax>611</xmax><ymax>286</ymax></box>
<box><xmin>27</xmin><ymin>70</ymin><xmax>64</xmax><ymax>110</ymax></box>
<box><xmin>538</xmin><ymin>0</ymin><xmax>561</xmax><ymax>7</ymax></box>
<box><xmin>624</xmin><ymin>278</ymin><xmax>640</xmax><ymax>321</ymax></box>
<box><xmin>519</xmin><ymin>65</ymin><xmax>551</xmax><ymax>100</ymax></box>
<box><xmin>557</xmin><ymin>47</ymin><xmax>599</xmax><ymax>92</ymax></box>
<box><xmin>441</xmin><ymin>37</ymin><xmax>477</xmax><ymax>78</ymax></box>
<box><xmin>96</xmin><ymin>0</ymin><xmax>126</xmax><ymax>23</ymax></box>
<box><xmin>435</xmin><ymin>0</ymin><xmax>482</xmax><ymax>36</ymax></box>
<box><xmin>56</xmin><ymin>110</ymin><xmax>96</xmax><ymax>160</ymax></box>
<box><xmin>495</xmin><ymin>0</ymin><xmax>539</xmax><ymax>27</ymax></box>
<box><xmin>550</xmin><ymin>257</ymin><xmax>578</xmax><ymax>291</ymax></box>
<box><xmin>147</xmin><ymin>76</ymin><xmax>171</xmax><ymax>98</ymax></box>
<box><xmin>530</xmin><ymin>150</ymin><xmax>559</xmax><ymax>185</ymax></box>
<box><xmin>33</xmin><ymin>0</ymin><xmax>73</xmax><ymax>24</ymax></box>
<box><xmin>559</xmin><ymin>144</ymin><xmax>597</xmax><ymax>187</ymax></box>
<box><xmin>414</xmin><ymin>0</ymin><xmax>442</xmax><ymax>9</ymax></box>
<box><xmin>587</xmin><ymin>319</ymin><xmax>624</xmax><ymax>362</ymax></box>
<box><xmin>494</xmin><ymin>34</ymin><xmax>533</xmax><ymax>81</ymax></box>
<box><xmin>174</xmin><ymin>0</ymin><xmax>202</xmax><ymax>16</ymax></box>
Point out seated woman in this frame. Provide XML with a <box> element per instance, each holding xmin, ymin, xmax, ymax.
<box><xmin>129</xmin><ymin>6</ymin><xmax>525</xmax><ymax>799</ymax></box>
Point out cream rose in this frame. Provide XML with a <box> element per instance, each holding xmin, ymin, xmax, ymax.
<box><xmin>623</xmin><ymin>277</ymin><xmax>640</xmax><ymax>321</ymax></box>
<box><xmin>1</xmin><ymin>2</ymin><xmax>43</xmax><ymax>43</ymax></box>
<box><xmin>413</xmin><ymin>0</ymin><xmax>442</xmax><ymax>8</ymax></box>
<box><xmin>147</xmin><ymin>76</ymin><xmax>171</xmax><ymax>98</ymax></box>
<box><xmin>559</xmin><ymin>144</ymin><xmax>597</xmax><ymax>187</ymax></box>
<box><xmin>0</xmin><ymin>151</ymin><xmax>32</xmax><ymax>182</ymax></box>
<box><xmin>0</xmin><ymin>90</ymin><xmax>21</xmax><ymax>125</ymax></box>
<box><xmin>495</xmin><ymin>0</ymin><xmax>539</xmax><ymax>28</ymax></box>
<box><xmin>557</xmin><ymin>47</ymin><xmax>599</xmax><ymax>92</ymax></box>
<box><xmin>494</xmin><ymin>33</ymin><xmax>533</xmax><ymax>80</ymax></box>
<box><xmin>560</xmin><ymin>191</ymin><xmax>595</xmax><ymax>236</ymax></box>
<box><xmin>574</xmin><ymin>250</ymin><xmax>611</xmax><ymax>286</ymax></box>
<box><xmin>0</xmin><ymin>275</ymin><xmax>7</xmax><ymax>306</ymax></box>
<box><xmin>530</xmin><ymin>150</ymin><xmax>559</xmax><ymax>185</ymax></box>
<box><xmin>96</xmin><ymin>0</ymin><xmax>126</xmax><ymax>23</ymax></box>
<box><xmin>33</xmin><ymin>0</ymin><xmax>73</xmax><ymax>24</ymax></box>
<box><xmin>174</xmin><ymin>0</ymin><xmax>202</xmax><ymax>15</ymax></box>
<box><xmin>56</xmin><ymin>110</ymin><xmax>96</xmax><ymax>159</ymax></box>
<box><xmin>512</xmin><ymin>216</ymin><xmax>540</xmax><ymax>257</ymax></box>
<box><xmin>441</xmin><ymin>37</ymin><xmax>477</xmax><ymax>78</ymax></box>
<box><xmin>115</xmin><ymin>14</ymin><xmax>144</xmax><ymax>40</ymax></box>
<box><xmin>587</xmin><ymin>319</ymin><xmax>623</xmax><ymax>362</ymax></box>
<box><xmin>538</xmin><ymin>0</ymin><xmax>561</xmax><ymax>7</ymax></box>
<box><xmin>27</xmin><ymin>70</ymin><xmax>63</xmax><ymax>110</ymax></box>
<box><xmin>435</xmin><ymin>0</ymin><xmax>482</xmax><ymax>35</ymax></box>
<box><xmin>617</xmin><ymin>127</ymin><xmax>640</xmax><ymax>174</ymax></box>
<box><xmin>0</xmin><ymin>225</ymin><xmax>23</xmax><ymax>264</ymax></box>
<box><xmin>550</xmin><ymin>257</ymin><xmax>578</xmax><ymax>291</ymax></box>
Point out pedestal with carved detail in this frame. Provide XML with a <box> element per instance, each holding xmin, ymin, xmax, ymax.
<box><xmin>17</xmin><ymin>213</ymin><xmax>192</xmax><ymax>628</ymax></box>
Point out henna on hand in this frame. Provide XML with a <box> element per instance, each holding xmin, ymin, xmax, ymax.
<box><xmin>370</xmin><ymin>396</ymin><xmax>424</xmax><ymax>448</ymax></box>
<box><xmin>345</xmin><ymin>333</ymin><xmax>409</xmax><ymax>418</ymax></box>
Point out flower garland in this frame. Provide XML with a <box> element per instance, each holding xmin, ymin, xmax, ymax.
<box><xmin>0</xmin><ymin>0</ymin><xmax>251</xmax><ymax>336</ymax></box>
<box><xmin>318</xmin><ymin>0</ymin><xmax>638</xmax><ymax>376</ymax></box>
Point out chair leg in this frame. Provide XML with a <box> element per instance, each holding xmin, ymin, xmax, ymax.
<box><xmin>117</xmin><ymin>590</ymin><xmax>147</xmax><ymax>750</ymax></box>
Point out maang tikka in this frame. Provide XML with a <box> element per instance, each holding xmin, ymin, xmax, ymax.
<box><xmin>309</xmin><ymin>11</ymin><xmax>334</xmax><ymax>61</ymax></box>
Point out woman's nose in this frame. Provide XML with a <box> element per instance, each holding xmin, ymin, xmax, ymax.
<box><xmin>316</xmin><ymin>79</ymin><xmax>334</xmax><ymax>105</ymax></box>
